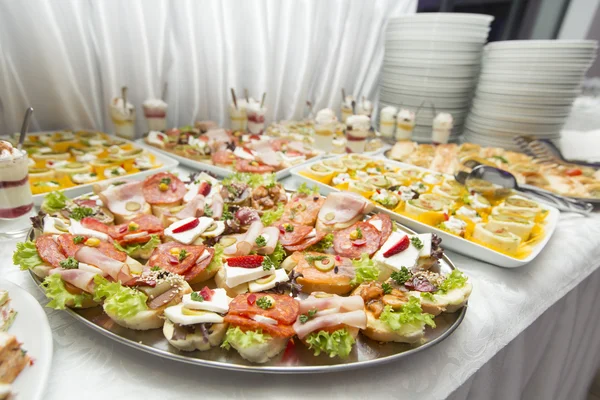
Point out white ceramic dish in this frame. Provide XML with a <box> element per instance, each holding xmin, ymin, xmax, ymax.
<box><xmin>291</xmin><ymin>157</ymin><xmax>560</xmax><ymax>268</ymax></box>
<box><xmin>380</xmin><ymin>93</ymin><xmax>471</xmax><ymax>109</ymax></box>
<box><xmin>469</xmin><ymin>108</ymin><xmax>568</xmax><ymax>124</ymax></box>
<box><xmin>381</xmin><ymin>66</ymin><xmax>480</xmax><ymax>79</ymax></box>
<box><xmin>135</xmin><ymin>139</ymin><xmax>323</xmax><ymax>180</ymax></box>
<box><xmin>18</xmin><ymin>133</ymin><xmax>180</xmax><ymax>207</ymax></box>
<box><xmin>389</xmin><ymin>13</ymin><xmax>494</xmax><ymax>26</ymax></box>
<box><xmin>380</xmin><ymin>84</ymin><xmax>473</xmax><ymax>98</ymax></box>
<box><xmin>384</xmin><ymin>57</ymin><xmax>482</xmax><ymax>67</ymax></box>
<box><xmin>478</xmin><ymin>73</ymin><xmax>584</xmax><ymax>85</ymax></box>
<box><xmin>467</xmin><ymin>114</ymin><xmax>566</xmax><ymax>132</ymax></box>
<box><xmin>385</xmin><ymin>51</ymin><xmax>483</xmax><ymax>63</ymax></box>
<box><xmin>474</xmin><ymin>92</ymin><xmax>578</xmax><ymax>106</ymax></box>
<box><xmin>485</xmin><ymin>39</ymin><xmax>597</xmax><ymax>50</ymax></box>
<box><xmin>476</xmin><ymin>83</ymin><xmax>581</xmax><ymax>97</ymax></box>
<box><xmin>385</xmin><ymin>41</ymin><xmax>485</xmax><ymax>52</ymax></box>
<box><xmin>0</xmin><ymin>279</ymin><xmax>53</xmax><ymax>400</ymax></box>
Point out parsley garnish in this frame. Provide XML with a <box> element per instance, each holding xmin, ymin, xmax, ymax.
<box><xmin>299</xmin><ymin>309</ymin><xmax>318</xmax><ymax>324</ymax></box>
<box><xmin>221</xmin><ymin>204</ymin><xmax>233</xmax><ymax>220</ymax></box>
<box><xmin>390</xmin><ymin>267</ymin><xmax>412</xmax><ymax>285</ymax></box>
<box><xmin>151</xmin><ymin>266</ymin><xmax>161</xmax><ymax>271</ymax></box>
<box><xmin>356</xmin><ymin>227</ymin><xmax>363</xmax><ymax>239</ymax></box>
<box><xmin>190</xmin><ymin>292</ymin><xmax>204</xmax><ymax>302</ymax></box>
<box><xmin>73</xmin><ymin>236</ymin><xmax>85</xmax><ymax>244</ymax></box>
<box><xmin>284</xmin><ymin>224</ymin><xmax>294</xmax><ymax>232</ymax></box>
<box><xmin>70</xmin><ymin>206</ymin><xmax>94</xmax><ymax>221</ymax></box>
<box><xmin>410</xmin><ymin>236</ymin><xmax>424</xmax><ymax>250</ymax></box>
<box><xmin>204</xmin><ymin>204</ymin><xmax>213</xmax><ymax>217</ymax></box>
<box><xmin>256</xmin><ymin>296</ymin><xmax>273</xmax><ymax>310</ymax></box>
<box><xmin>492</xmin><ymin>155</ymin><xmax>508</xmax><ymax>164</ymax></box>
<box><xmin>262</xmin><ymin>256</ymin><xmax>275</xmax><ymax>271</ymax></box>
<box><xmin>265</xmin><ymin>181</ymin><xmax>276</xmax><ymax>189</ymax></box>
<box><xmin>160</xmin><ymin>177</ymin><xmax>172</xmax><ymax>185</ymax></box>
<box><xmin>255</xmin><ymin>235</ymin><xmax>267</xmax><ymax>247</ymax></box>
<box><xmin>382</xmin><ymin>283</ymin><xmax>393</xmax><ymax>294</ymax></box>
<box><xmin>112</xmin><ymin>181</ymin><xmax>126</xmax><ymax>186</ymax></box>
<box><xmin>304</xmin><ymin>255</ymin><xmax>327</xmax><ymax>265</ymax></box>
<box><xmin>60</xmin><ymin>257</ymin><xmax>79</xmax><ymax>269</ymax></box>
<box><xmin>179</xmin><ymin>249</ymin><xmax>188</xmax><ymax>261</ymax></box>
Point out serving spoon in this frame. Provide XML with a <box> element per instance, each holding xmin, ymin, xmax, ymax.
<box><xmin>455</xmin><ymin>165</ymin><xmax>594</xmax><ymax>216</ymax></box>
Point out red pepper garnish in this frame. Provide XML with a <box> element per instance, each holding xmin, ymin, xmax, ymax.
<box><xmin>352</xmin><ymin>239</ymin><xmax>366</xmax><ymax>247</ymax></box>
<box><xmin>119</xmin><ymin>225</ymin><xmax>128</xmax><ymax>234</ymax></box>
<box><xmin>247</xmin><ymin>294</ymin><xmax>257</xmax><ymax>305</ymax></box>
<box><xmin>565</xmin><ymin>168</ymin><xmax>582</xmax><ymax>176</ymax></box>
<box><xmin>335</xmin><ymin>255</ymin><xmax>341</xmax><ymax>261</ymax></box>
<box><xmin>172</xmin><ymin>218</ymin><xmax>200</xmax><ymax>233</ymax></box>
<box><xmin>444</xmin><ymin>212</ymin><xmax>449</xmax><ymax>221</ymax></box>
<box><xmin>168</xmin><ymin>255</ymin><xmax>179</xmax><ymax>265</ymax></box>
<box><xmin>199</xmin><ymin>286</ymin><xmax>214</xmax><ymax>301</ymax></box>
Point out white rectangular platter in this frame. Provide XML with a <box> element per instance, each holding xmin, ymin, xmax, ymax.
<box><xmin>290</xmin><ymin>156</ymin><xmax>560</xmax><ymax>268</ymax></box>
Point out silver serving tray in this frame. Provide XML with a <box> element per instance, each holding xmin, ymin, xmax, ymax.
<box><xmin>28</xmin><ymin>215</ymin><xmax>467</xmax><ymax>373</ymax></box>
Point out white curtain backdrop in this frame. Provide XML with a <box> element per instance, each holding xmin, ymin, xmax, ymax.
<box><xmin>0</xmin><ymin>0</ymin><xmax>416</xmax><ymax>136</ymax></box>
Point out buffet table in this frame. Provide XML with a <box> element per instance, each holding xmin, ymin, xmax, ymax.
<box><xmin>3</xmin><ymin>168</ymin><xmax>600</xmax><ymax>400</ymax></box>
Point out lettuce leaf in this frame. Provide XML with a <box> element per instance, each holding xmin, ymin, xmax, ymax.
<box><xmin>41</xmin><ymin>191</ymin><xmax>69</xmax><ymax>214</ymax></box>
<box><xmin>221</xmin><ymin>326</ymin><xmax>271</xmax><ymax>350</ymax></box>
<box><xmin>350</xmin><ymin>253</ymin><xmax>380</xmax><ymax>286</ymax></box>
<box><xmin>438</xmin><ymin>269</ymin><xmax>468</xmax><ymax>293</ymax></box>
<box><xmin>260</xmin><ymin>203</ymin><xmax>285</xmax><ymax>226</ymax></box>
<box><xmin>265</xmin><ymin>242</ymin><xmax>286</xmax><ymax>269</ymax></box>
<box><xmin>206</xmin><ymin>243</ymin><xmax>224</xmax><ymax>273</ymax></box>
<box><xmin>222</xmin><ymin>172</ymin><xmax>276</xmax><ymax>189</ymax></box>
<box><xmin>113</xmin><ymin>235</ymin><xmax>161</xmax><ymax>259</ymax></box>
<box><xmin>379</xmin><ymin>297</ymin><xmax>436</xmax><ymax>332</ymax></box>
<box><xmin>13</xmin><ymin>241</ymin><xmax>45</xmax><ymax>270</ymax></box>
<box><xmin>93</xmin><ymin>275</ymin><xmax>148</xmax><ymax>319</ymax></box>
<box><xmin>308</xmin><ymin>233</ymin><xmax>334</xmax><ymax>252</ymax></box>
<box><xmin>305</xmin><ymin>328</ymin><xmax>355</xmax><ymax>358</ymax></box>
<box><xmin>297</xmin><ymin>182</ymin><xmax>319</xmax><ymax>195</ymax></box>
<box><xmin>42</xmin><ymin>274</ymin><xmax>94</xmax><ymax>310</ymax></box>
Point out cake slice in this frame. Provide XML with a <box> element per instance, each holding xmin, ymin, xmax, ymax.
<box><xmin>0</xmin><ymin>292</ymin><xmax>16</xmax><ymax>332</ymax></box>
<box><xmin>0</xmin><ymin>333</ymin><xmax>29</xmax><ymax>384</ymax></box>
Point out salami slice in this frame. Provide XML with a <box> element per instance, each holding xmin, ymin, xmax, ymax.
<box><xmin>142</xmin><ymin>172</ymin><xmax>186</xmax><ymax>205</ymax></box>
<box><xmin>223</xmin><ymin>314</ymin><xmax>296</xmax><ymax>337</ymax></box>
<box><xmin>108</xmin><ymin>215</ymin><xmax>163</xmax><ymax>242</ymax></box>
<box><xmin>148</xmin><ymin>242</ymin><xmax>205</xmax><ymax>275</ymax></box>
<box><xmin>183</xmin><ymin>247</ymin><xmax>214</xmax><ymax>282</ymax></box>
<box><xmin>212</xmin><ymin>150</ymin><xmax>235</xmax><ymax>165</ymax></box>
<box><xmin>333</xmin><ymin>222</ymin><xmax>381</xmax><ymax>259</ymax></box>
<box><xmin>74</xmin><ymin>199</ymin><xmax>98</xmax><ymax>208</ymax></box>
<box><xmin>234</xmin><ymin>160</ymin><xmax>275</xmax><ymax>173</ymax></box>
<box><xmin>57</xmin><ymin>234</ymin><xmax>127</xmax><ymax>262</ymax></box>
<box><xmin>36</xmin><ymin>235</ymin><xmax>66</xmax><ymax>268</ymax></box>
<box><xmin>278</xmin><ymin>195</ymin><xmax>325</xmax><ymax>226</ymax></box>
<box><xmin>228</xmin><ymin>293</ymin><xmax>300</xmax><ymax>326</ymax></box>
<box><xmin>283</xmin><ymin>230</ymin><xmax>327</xmax><ymax>252</ymax></box>
<box><xmin>367</xmin><ymin>214</ymin><xmax>393</xmax><ymax>247</ymax></box>
<box><xmin>80</xmin><ymin>217</ymin><xmax>110</xmax><ymax>235</ymax></box>
<box><xmin>277</xmin><ymin>224</ymin><xmax>313</xmax><ymax>246</ymax></box>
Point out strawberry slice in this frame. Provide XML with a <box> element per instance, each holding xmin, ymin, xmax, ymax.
<box><xmin>227</xmin><ymin>255</ymin><xmax>265</xmax><ymax>268</ymax></box>
<box><xmin>198</xmin><ymin>181</ymin><xmax>212</xmax><ymax>196</ymax></box>
<box><xmin>247</xmin><ymin>294</ymin><xmax>257</xmax><ymax>305</ymax></box>
<box><xmin>172</xmin><ymin>218</ymin><xmax>200</xmax><ymax>233</ymax></box>
<box><xmin>352</xmin><ymin>239</ymin><xmax>366</xmax><ymax>247</ymax></box>
<box><xmin>199</xmin><ymin>286</ymin><xmax>214</xmax><ymax>301</ymax></box>
<box><xmin>383</xmin><ymin>235</ymin><xmax>410</xmax><ymax>258</ymax></box>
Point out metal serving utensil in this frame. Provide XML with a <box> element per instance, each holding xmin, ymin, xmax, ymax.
<box><xmin>514</xmin><ymin>136</ymin><xmax>600</xmax><ymax>168</ymax></box>
<box><xmin>455</xmin><ymin>165</ymin><xmax>593</xmax><ymax>215</ymax></box>
<box><xmin>17</xmin><ymin>107</ymin><xmax>34</xmax><ymax>150</ymax></box>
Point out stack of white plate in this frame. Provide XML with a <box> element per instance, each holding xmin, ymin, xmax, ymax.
<box><xmin>381</xmin><ymin>13</ymin><xmax>493</xmax><ymax>142</ymax></box>
<box><xmin>464</xmin><ymin>40</ymin><xmax>598</xmax><ymax>150</ymax></box>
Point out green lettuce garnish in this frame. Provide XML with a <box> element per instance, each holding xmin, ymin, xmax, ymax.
<box><xmin>265</xmin><ymin>242</ymin><xmax>286</xmax><ymax>269</ymax></box>
<box><xmin>41</xmin><ymin>191</ymin><xmax>69</xmax><ymax>213</ymax></box>
<box><xmin>308</xmin><ymin>233</ymin><xmax>334</xmax><ymax>252</ymax></box>
<box><xmin>42</xmin><ymin>274</ymin><xmax>94</xmax><ymax>310</ymax></box>
<box><xmin>297</xmin><ymin>182</ymin><xmax>319</xmax><ymax>195</ymax></box>
<box><xmin>438</xmin><ymin>269</ymin><xmax>468</xmax><ymax>293</ymax></box>
<box><xmin>206</xmin><ymin>243</ymin><xmax>224</xmax><ymax>273</ymax></box>
<box><xmin>260</xmin><ymin>203</ymin><xmax>285</xmax><ymax>226</ymax></box>
<box><xmin>221</xmin><ymin>326</ymin><xmax>271</xmax><ymax>350</ymax></box>
<box><xmin>350</xmin><ymin>253</ymin><xmax>380</xmax><ymax>286</ymax></box>
<box><xmin>93</xmin><ymin>276</ymin><xmax>148</xmax><ymax>319</ymax></box>
<box><xmin>379</xmin><ymin>297</ymin><xmax>436</xmax><ymax>332</ymax></box>
<box><xmin>421</xmin><ymin>292</ymin><xmax>436</xmax><ymax>302</ymax></box>
<box><xmin>222</xmin><ymin>172</ymin><xmax>276</xmax><ymax>189</ymax></box>
<box><xmin>305</xmin><ymin>328</ymin><xmax>355</xmax><ymax>358</ymax></box>
<box><xmin>113</xmin><ymin>235</ymin><xmax>161</xmax><ymax>259</ymax></box>
<box><xmin>13</xmin><ymin>241</ymin><xmax>44</xmax><ymax>270</ymax></box>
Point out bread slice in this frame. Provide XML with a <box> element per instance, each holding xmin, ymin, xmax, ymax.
<box><xmin>0</xmin><ymin>334</ymin><xmax>29</xmax><ymax>384</ymax></box>
<box><xmin>163</xmin><ymin>320</ymin><xmax>227</xmax><ymax>351</ymax></box>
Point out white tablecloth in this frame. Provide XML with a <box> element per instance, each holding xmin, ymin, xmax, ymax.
<box><xmin>3</xmin><ymin>169</ymin><xmax>600</xmax><ymax>400</ymax></box>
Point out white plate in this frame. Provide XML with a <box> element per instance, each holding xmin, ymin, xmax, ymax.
<box><xmin>474</xmin><ymin>92</ymin><xmax>578</xmax><ymax>106</ymax></box>
<box><xmin>381</xmin><ymin>65</ymin><xmax>480</xmax><ymax>78</ymax></box>
<box><xmin>380</xmin><ymin>93</ymin><xmax>471</xmax><ymax>109</ymax></box>
<box><xmin>478</xmin><ymin>72</ymin><xmax>584</xmax><ymax>85</ymax></box>
<box><xmin>385</xmin><ymin>41</ymin><xmax>485</xmax><ymax>52</ymax></box>
<box><xmin>379</xmin><ymin>83</ymin><xmax>473</xmax><ymax>98</ymax></box>
<box><xmin>485</xmin><ymin>39</ymin><xmax>597</xmax><ymax>50</ymax></box>
<box><xmin>12</xmin><ymin>133</ymin><xmax>180</xmax><ymax>207</ymax></box>
<box><xmin>0</xmin><ymin>279</ymin><xmax>52</xmax><ymax>400</ymax></box>
<box><xmin>384</xmin><ymin>57</ymin><xmax>482</xmax><ymax>67</ymax></box>
<box><xmin>469</xmin><ymin>108</ymin><xmax>568</xmax><ymax>124</ymax></box>
<box><xmin>389</xmin><ymin>13</ymin><xmax>494</xmax><ymax>26</ymax></box>
<box><xmin>291</xmin><ymin>157</ymin><xmax>559</xmax><ymax>268</ymax></box>
<box><xmin>385</xmin><ymin>51</ymin><xmax>483</xmax><ymax>62</ymax></box>
<box><xmin>476</xmin><ymin>83</ymin><xmax>581</xmax><ymax>96</ymax></box>
<box><xmin>135</xmin><ymin>139</ymin><xmax>323</xmax><ymax>180</ymax></box>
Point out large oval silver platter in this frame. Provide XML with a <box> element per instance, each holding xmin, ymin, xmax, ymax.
<box><xmin>28</xmin><ymin>217</ymin><xmax>467</xmax><ymax>373</ymax></box>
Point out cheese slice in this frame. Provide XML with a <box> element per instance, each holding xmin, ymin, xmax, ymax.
<box><xmin>69</xmin><ymin>219</ymin><xmax>109</xmax><ymax>241</ymax></box>
<box><xmin>252</xmin><ymin>315</ymin><xmax>278</xmax><ymax>325</ymax></box>
<box><xmin>412</xmin><ymin>233</ymin><xmax>432</xmax><ymax>258</ymax></box>
<box><xmin>248</xmin><ymin>269</ymin><xmax>289</xmax><ymax>292</ymax></box>
<box><xmin>368</xmin><ymin>219</ymin><xmax>383</xmax><ymax>232</ymax></box>
<box><xmin>43</xmin><ymin>215</ymin><xmax>69</xmax><ymax>235</ymax></box>
<box><xmin>165</xmin><ymin>217</ymin><xmax>215</xmax><ymax>244</ymax></box>
<box><xmin>181</xmin><ymin>288</ymin><xmax>231</xmax><ymax>313</ymax></box>
<box><xmin>224</xmin><ymin>264</ymin><xmax>275</xmax><ymax>288</ymax></box>
<box><xmin>164</xmin><ymin>304</ymin><xmax>224</xmax><ymax>325</ymax></box>
<box><xmin>373</xmin><ymin>231</ymin><xmax>420</xmax><ymax>271</ymax></box>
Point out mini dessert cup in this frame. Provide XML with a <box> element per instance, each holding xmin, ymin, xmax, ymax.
<box><xmin>379</xmin><ymin>106</ymin><xmax>398</xmax><ymax>138</ymax></box>
<box><xmin>340</xmin><ymin>95</ymin><xmax>355</xmax><ymax>123</ymax></box>
<box><xmin>357</xmin><ymin>99</ymin><xmax>373</xmax><ymax>118</ymax></box>
<box><xmin>246</xmin><ymin>104</ymin><xmax>267</xmax><ymax>134</ymax></box>
<box><xmin>142</xmin><ymin>99</ymin><xmax>168</xmax><ymax>132</ymax></box>
<box><xmin>110</xmin><ymin>98</ymin><xmax>136</xmax><ymax>139</ymax></box>
<box><xmin>0</xmin><ymin>141</ymin><xmax>34</xmax><ymax>238</ymax></box>
<box><xmin>432</xmin><ymin>113</ymin><xmax>454</xmax><ymax>144</ymax></box>
<box><xmin>314</xmin><ymin>123</ymin><xmax>335</xmax><ymax>152</ymax></box>
<box><xmin>229</xmin><ymin>99</ymin><xmax>248</xmax><ymax>132</ymax></box>
<box><xmin>345</xmin><ymin>115</ymin><xmax>371</xmax><ymax>153</ymax></box>
<box><xmin>396</xmin><ymin>109</ymin><xmax>416</xmax><ymax>141</ymax></box>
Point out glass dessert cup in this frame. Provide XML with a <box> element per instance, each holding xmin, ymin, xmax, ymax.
<box><xmin>0</xmin><ymin>152</ymin><xmax>34</xmax><ymax>239</ymax></box>
<box><xmin>229</xmin><ymin>107</ymin><xmax>248</xmax><ymax>132</ymax></box>
<box><xmin>396</xmin><ymin>122</ymin><xmax>415</xmax><ymax>141</ymax></box>
<box><xmin>379</xmin><ymin>119</ymin><xmax>396</xmax><ymax>138</ymax></box>
<box><xmin>143</xmin><ymin>105</ymin><xmax>167</xmax><ymax>132</ymax></box>
<box><xmin>346</xmin><ymin>129</ymin><xmax>368</xmax><ymax>153</ymax></box>
<box><xmin>314</xmin><ymin>123</ymin><xmax>335</xmax><ymax>152</ymax></box>
<box><xmin>247</xmin><ymin>108</ymin><xmax>266</xmax><ymax>134</ymax></box>
<box><xmin>340</xmin><ymin>105</ymin><xmax>353</xmax><ymax>123</ymax></box>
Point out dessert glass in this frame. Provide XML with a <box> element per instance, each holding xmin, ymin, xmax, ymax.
<box><xmin>143</xmin><ymin>99</ymin><xmax>167</xmax><ymax>132</ymax></box>
<box><xmin>247</xmin><ymin>106</ymin><xmax>267</xmax><ymax>134</ymax></box>
<box><xmin>229</xmin><ymin>104</ymin><xmax>247</xmax><ymax>132</ymax></box>
<box><xmin>314</xmin><ymin>123</ymin><xmax>335</xmax><ymax>152</ymax></box>
<box><xmin>396</xmin><ymin>109</ymin><xmax>416</xmax><ymax>141</ymax></box>
<box><xmin>432</xmin><ymin>113</ymin><xmax>454</xmax><ymax>144</ymax></box>
<box><xmin>340</xmin><ymin>104</ymin><xmax>353</xmax><ymax>123</ymax></box>
<box><xmin>346</xmin><ymin>129</ymin><xmax>369</xmax><ymax>153</ymax></box>
<box><xmin>110</xmin><ymin>100</ymin><xmax>136</xmax><ymax>140</ymax></box>
<box><xmin>0</xmin><ymin>145</ymin><xmax>34</xmax><ymax>238</ymax></box>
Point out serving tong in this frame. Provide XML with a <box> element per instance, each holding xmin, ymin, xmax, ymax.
<box><xmin>455</xmin><ymin>163</ymin><xmax>593</xmax><ymax>216</ymax></box>
<box><xmin>514</xmin><ymin>136</ymin><xmax>600</xmax><ymax>169</ymax></box>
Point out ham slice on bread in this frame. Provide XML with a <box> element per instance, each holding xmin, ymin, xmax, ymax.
<box><xmin>317</xmin><ymin>192</ymin><xmax>375</xmax><ymax>232</ymax></box>
<box><xmin>49</xmin><ymin>268</ymin><xmax>97</xmax><ymax>293</ymax></box>
<box><xmin>97</xmin><ymin>181</ymin><xmax>151</xmax><ymax>224</ymax></box>
<box><xmin>75</xmin><ymin>246</ymin><xmax>132</xmax><ymax>283</ymax></box>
